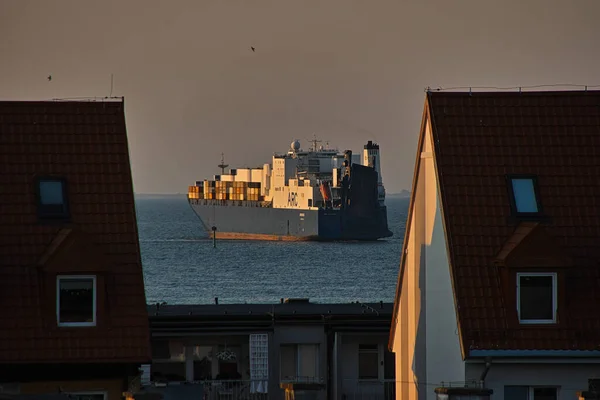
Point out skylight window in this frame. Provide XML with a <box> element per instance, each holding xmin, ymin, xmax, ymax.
<box><xmin>507</xmin><ymin>175</ymin><xmax>542</xmax><ymax>216</ymax></box>
<box><xmin>511</xmin><ymin>179</ymin><xmax>538</xmax><ymax>212</ymax></box>
<box><xmin>37</xmin><ymin>178</ymin><xmax>70</xmax><ymax>219</ymax></box>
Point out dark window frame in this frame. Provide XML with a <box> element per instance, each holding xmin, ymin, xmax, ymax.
<box><xmin>36</xmin><ymin>176</ymin><xmax>71</xmax><ymax>221</ymax></box>
<box><xmin>506</xmin><ymin>174</ymin><xmax>544</xmax><ymax>220</ymax></box>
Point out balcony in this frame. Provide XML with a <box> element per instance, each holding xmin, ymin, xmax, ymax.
<box><xmin>202</xmin><ymin>380</ymin><xmax>269</xmax><ymax>400</ymax></box>
<box><xmin>135</xmin><ymin>380</ymin><xmax>269</xmax><ymax>400</ymax></box>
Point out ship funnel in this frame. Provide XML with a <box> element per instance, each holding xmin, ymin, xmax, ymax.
<box><xmin>343</xmin><ymin>150</ymin><xmax>352</xmax><ymax>178</ymax></box>
<box><xmin>283</xmin><ymin>298</ymin><xmax>310</xmax><ymax>304</ymax></box>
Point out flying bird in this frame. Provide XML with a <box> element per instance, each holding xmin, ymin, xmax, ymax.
<box><xmin>47</xmin><ymin>75</ymin><xmax>52</xmax><ymax>81</ymax></box>
<box><xmin>251</xmin><ymin>47</ymin><xmax>255</xmax><ymax>52</ymax></box>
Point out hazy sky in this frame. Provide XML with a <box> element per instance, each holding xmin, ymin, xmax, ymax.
<box><xmin>1</xmin><ymin>0</ymin><xmax>599</xmax><ymax>193</ymax></box>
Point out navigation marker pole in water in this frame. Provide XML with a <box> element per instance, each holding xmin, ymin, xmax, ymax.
<box><xmin>212</xmin><ymin>226</ymin><xmax>217</xmax><ymax>248</ymax></box>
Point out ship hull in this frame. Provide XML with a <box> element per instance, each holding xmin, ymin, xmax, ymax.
<box><xmin>188</xmin><ymin>199</ymin><xmax>392</xmax><ymax>241</ymax></box>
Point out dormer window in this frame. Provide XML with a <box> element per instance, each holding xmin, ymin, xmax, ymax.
<box><xmin>57</xmin><ymin>275</ymin><xmax>96</xmax><ymax>327</ymax></box>
<box><xmin>37</xmin><ymin>177</ymin><xmax>70</xmax><ymax>219</ymax></box>
<box><xmin>517</xmin><ymin>273</ymin><xmax>557</xmax><ymax>324</ymax></box>
<box><xmin>507</xmin><ymin>175</ymin><xmax>542</xmax><ymax>217</ymax></box>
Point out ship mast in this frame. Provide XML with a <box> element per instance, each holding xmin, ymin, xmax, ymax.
<box><xmin>217</xmin><ymin>153</ymin><xmax>228</xmax><ymax>175</ymax></box>
<box><xmin>310</xmin><ymin>134</ymin><xmax>322</xmax><ymax>152</ymax></box>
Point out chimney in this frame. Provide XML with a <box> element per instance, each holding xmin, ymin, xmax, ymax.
<box><xmin>215</xmin><ymin>297</ymin><xmax>219</xmax><ymax>305</ymax></box>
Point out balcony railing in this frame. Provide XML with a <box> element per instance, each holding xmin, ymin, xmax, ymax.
<box><xmin>280</xmin><ymin>376</ymin><xmax>325</xmax><ymax>385</ymax></box>
<box><xmin>142</xmin><ymin>380</ymin><xmax>269</xmax><ymax>400</ymax></box>
<box><xmin>200</xmin><ymin>380</ymin><xmax>269</xmax><ymax>400</ymax></box>
<box><xmin>341</xmin><ymin>379</ymin><xmax>396</xmax><ymax>400</ymax></box>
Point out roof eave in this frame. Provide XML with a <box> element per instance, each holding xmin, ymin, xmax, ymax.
<box><xmin>468</xmin><ymin>349</ymin><xmax>600</xmax><ymax>358</ymax></box>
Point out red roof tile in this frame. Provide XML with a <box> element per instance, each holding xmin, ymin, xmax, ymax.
<box><xmin>0</xmin><ymin>100</ymin><xmax>150</xmax><ymax>363</ymax></box>
<box><xmin>392</xmin><ymin>90</ymin><xmax>600</xmax><ymax>354</ymax></box>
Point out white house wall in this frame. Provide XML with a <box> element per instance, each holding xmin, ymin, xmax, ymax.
<box><xmin>392</xmin><ymin>117</ymin><xmax>464</xmax><ymax>400</ymax></box>
<box><xmin>466</xmin><ymin>361</ymin><xmax>600</xmax><ymax>399</ymax></box>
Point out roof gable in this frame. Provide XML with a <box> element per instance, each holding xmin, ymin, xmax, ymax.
<box><xmin>424</xmin><ymin>90</ymin><xmax>600</xmax><ymax>354</ymax></box>
<box><xmin>0</xmin><ymin>100</ymin><xmax>150</xmax><ymax>364</ymax></box>
<box><xmin>388</xmin><ymin>101</ymin><xmax>464</xmax><ymax>352</ymax></box>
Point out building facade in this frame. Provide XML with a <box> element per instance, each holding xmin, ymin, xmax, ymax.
<box><xmin>389</xmin><ymin>90</ymin><xmax>600</xmax><ymax>400</ymax></box>
<box><xmin>141</xmin><ymin>300</ymin><xmax>394</xmax><ymax>400</ymax></box>
<box><xmin>0</xmin><ymin>99</ymin><xmax>150</xmax><ymax>399</ymax></box>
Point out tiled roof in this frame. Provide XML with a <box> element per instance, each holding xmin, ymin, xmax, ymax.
<box><xmin>393</xmin><ymin>90</ymin><xmax>600</xmax><ymax>354</ymax></box>
<box><xmin>0</xmin><ymin>100</ymin><xmax>150</xmax><ymax>363</ymax></box>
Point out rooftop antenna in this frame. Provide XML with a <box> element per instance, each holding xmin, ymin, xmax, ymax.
<box><xmin>309</xmin><ymin>133</ymin><xmax>322</xmax><ymax>152</ymax></box>
<box><xmin>109</xmin><ymin>73</ymin><xmax>114</xmax><ymax>97</ymax></box>
<box><xmin>217</xmin><ymin>153</ymin><xmax>228</xmax><ymax>175</ymax></box>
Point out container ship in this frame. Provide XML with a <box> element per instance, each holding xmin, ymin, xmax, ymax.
<box><xmin>187</xmin><ymin>139</ymin><xmax>393</xmax><ymax>241</ymax></box>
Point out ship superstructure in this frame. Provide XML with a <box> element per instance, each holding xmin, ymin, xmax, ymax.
<box><xmin>187</xmin><ymin>139</ymin><xmax>392</xmax><ymax>241</ymax></box>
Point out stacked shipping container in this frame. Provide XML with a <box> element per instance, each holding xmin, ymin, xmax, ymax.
<box><xmin>187</xmin><ymin>180</ymin><xmax>262</xmax><ymax>201</ymax></box>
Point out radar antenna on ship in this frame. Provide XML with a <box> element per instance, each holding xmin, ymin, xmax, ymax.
<box><xmin>217</xmin><ymin>153</ymin><xmax>228</xmax><ymax>175</ymax></box>
<box><xmin>308</xmin><ymin>134</ymin><xmax>323</xmax><ymax>152</ymax></box>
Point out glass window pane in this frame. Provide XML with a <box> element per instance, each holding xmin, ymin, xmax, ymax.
<box><xmin>40</xmin><ymin>180</ymin><xmax>64</xmax><ymax>205</ymax></box>
<box><xmin>151</xmin><ymin>340</ymin><xmax>171</xmax><ymax>359</ymax></box>
<box><xmin>192</xmin><ymin>346</ymin><xmax>213</xmax><ymax>380</ymax></box>
<box><xmin>58</xmin><ymin>278</ymin><xmax>94</xmax><ymax>324</ymax></box>
<box><xmin>280</xmin><ymin>345</ymin><xmax>297</xmax><ymax>380</ymax></box>
<box><xmin>533</xmin><ymin>387</ymin><xmax>557</xmax><ymax>400</ymax></box>
<box><xmin>511</xmin><ymin>178</ymin><xmax>538</xmax><ymax>213</ymax></box>
<box><xmin>70</xmin><ymin>395</ymin><xmax>105</xmax><ymax>400</ymax></box>
<box><xmin>168</xmin><ymin>341</ymin><xmax>185</xmax><ymax>361</ymax></box>
<box><xmin>504</xmin><ymin>385</ymin><xmax>528</xmax><ymax>400</ymax></box>
<box><xmin>519</xmin><ymin>275</ymin><xmax>554</xmax><ymax>321</ymax></box>
<box><xmin>358</xmin><ymin>351</ymin><xmax>378</xmax><ymax>379</ymax></box>
<box><xmin>298</xmin><ymin>344</ymin><xmax>318</xmax><ymax>380</ymax></box>
<box><xmin>151</xmin><ymin>361</ymin><xmax>186</xmax><ymax>382</ymax></box>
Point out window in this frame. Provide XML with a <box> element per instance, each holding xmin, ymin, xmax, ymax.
<box><xmin>37</xmin><ymin>178</ymin><xmax>70</xmax><ymax>219</ymax></box>
<box><xmin>507</xmin><ymin>175</ymin><xmax>541</xmax><ymax>215</ymax></box>
<box><xmin>358</xmin><ymin>344</ymin><xmax>379</xmax><ymax>379</ymax></box>
<box><xmin>67</xmin><ymin>393</ymin><xmax>107</xmax><ymax>400</ymax></box>
<box><xmin>192</xmin><ymin>345</ymin><xmax>213</xmax><ymax>381</ymax></box>
<box><xmin>517</xmin><ymin>273</ymin><xmax>557</xmax><ymax>324</ymax></box>
<box><xmin>504</xmin><ymin>386</ymin><xmax>558</xmax><ymax>400</ymax></box>
<box><xmin>280</xmin><ymin>344</ymin><xmax>319</xmax><ymax>383</ymax></box>
<box><xmin>56</xmin><ymin>275</ymin><xmax>96</xmax><ymax>327</ymax></box>
<box><xmin>151</xmin><ymin>340</ymin><xmax>186</xmax><ymax>382</ymax></box>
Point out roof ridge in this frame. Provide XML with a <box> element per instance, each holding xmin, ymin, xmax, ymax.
<box><xmin>424</xmin><ymin>83</ymin><xmax>600</xmax><ymax>93</ymax></box>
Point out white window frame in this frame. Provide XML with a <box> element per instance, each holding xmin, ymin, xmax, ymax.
<box><xmin>67</xmin><ymin>391</ymin><xmax>108</xmax><ymax>400</ymax></box>
<box><xmin>56</xmin><ymin>275</ymin><xmax>97</xmax><ymax>327</ymax></box>
<box><xmin>516</xmin><ymin>272</ymin><xmax>557</xmax><ymax>324</ymax></box>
